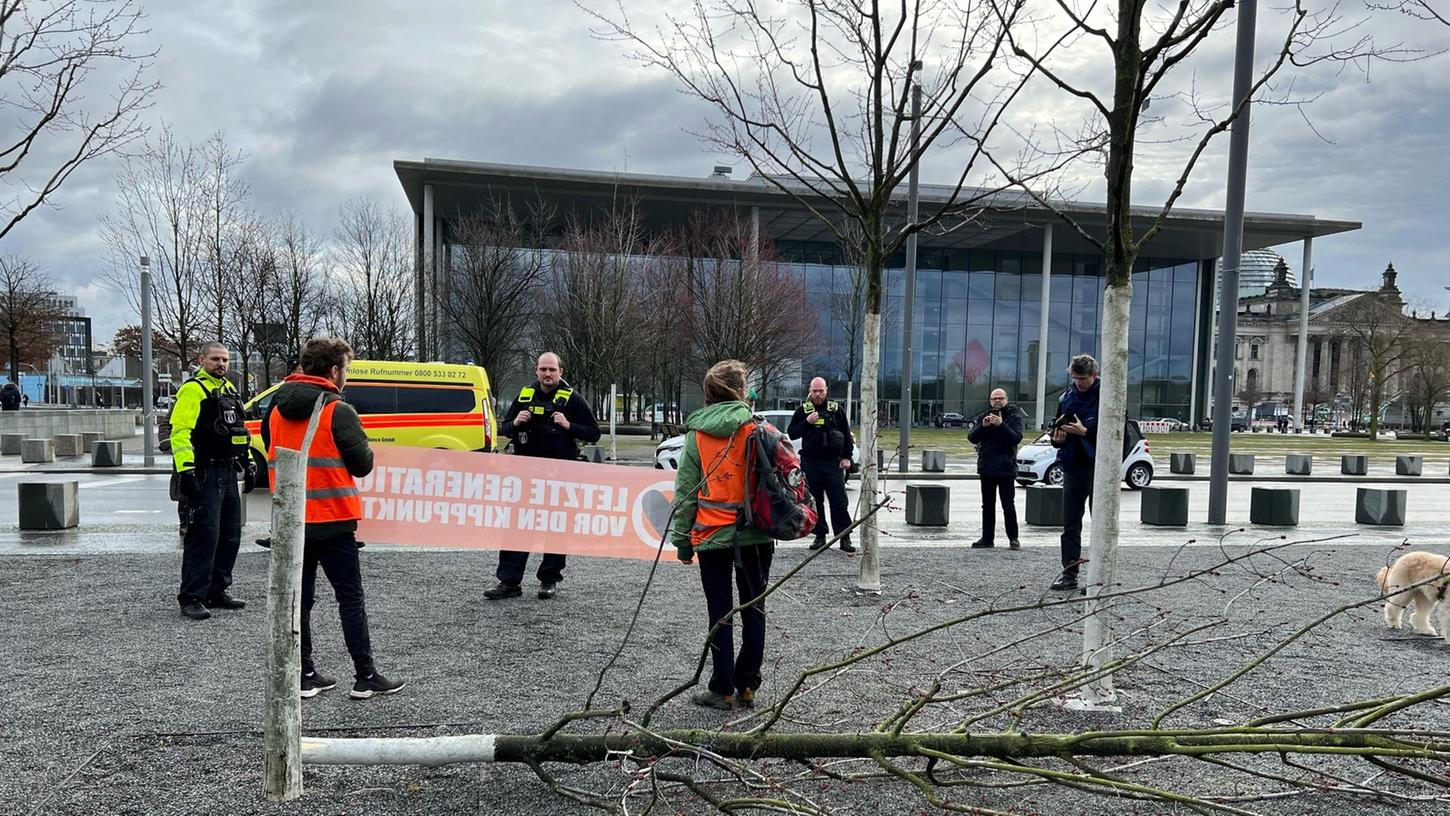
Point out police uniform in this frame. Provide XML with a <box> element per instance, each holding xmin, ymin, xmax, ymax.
<box><xmin>787</xmin><ymin>397</ymin><xmax>855</xmax><ymax>549</ymax></box>
<box><xmin>170</xmin><ymin>368</ymin><xmax>250</xmax><ymax>613</ymax></box>
<box><xmin>490</xmin><ymin>380</ymin><xmax>601</xmax><ymax>595</ymax></box>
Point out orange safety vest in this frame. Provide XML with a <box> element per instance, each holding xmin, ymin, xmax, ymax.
<box><xmin>267</xmin><ymin>398</ymin><xmax>361</xmax><ymax>524</ymax></box>
<box><xmin>689</xmin><ymin>421</ymin><xmax>756</xmax><ymax>547</ymax></box>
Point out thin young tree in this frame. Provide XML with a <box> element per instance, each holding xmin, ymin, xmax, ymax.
<box><xmin>332</xmin><ymin>197</ymin><xmax>416</xmax><ymax>361</ymax></box>
<box><xmin>266</xmin><ymin>213</ymin><xmax>326</xmax><ymax>384</ymax></box>
<box><xmin>0</xmin><ymin>256</ymin><xmax>62</xmax><ymax>382</ymax></box>
<box><xmin>1334</xmin><ymin>286</ymin><xmax>1418</xmax><ymax>439</ymax></box>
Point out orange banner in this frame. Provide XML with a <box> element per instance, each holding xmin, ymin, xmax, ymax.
<box><xmin>353</xmin><ymin>446</ymin><xmax>678</xmax><ymax>560</ymax></box>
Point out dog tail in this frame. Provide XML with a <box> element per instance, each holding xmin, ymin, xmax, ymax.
<box><xmin>1375</xmin><ymin>566</ymin><xmax>1390</xmax><ymax>594</ymax></box>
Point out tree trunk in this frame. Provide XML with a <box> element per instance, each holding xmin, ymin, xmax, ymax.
<box><xmin>263</xmin><ymin>446</ymin><xmax>305</xmax><ymax>802</ymax></box>
<box><xmin>855</xmin><ymin>310</ymin><xmax>882</xmax><ymax>594</ymax></box>
<box><xmin>1368</xmin><ymin>375</ymin><xmax>1383</xmax><ymax>440</ymax></box>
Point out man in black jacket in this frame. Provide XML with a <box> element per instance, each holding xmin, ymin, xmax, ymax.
<box><xmin>967</xmin><ymin>388</ymin><xmax>1023</xmax><ymax>550</ymax></box>
<box><xmin>486</xmin><ymin>352</ymin><xmax>601</xmax><ymax>600</ymax></box>
<box><xmin>788</xmin><ymin>377</ymin><xmax>856</xmax><ymax>553</ymax></box>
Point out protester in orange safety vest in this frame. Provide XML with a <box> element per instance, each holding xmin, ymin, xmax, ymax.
<box><xmin>265</xmin><ymin>336</ymin><xmax>406</xmax><ymax>700</ymax></box>
<box><xmin>670</xmin><ymin>359</ymin><xmax>774</xmax><ymax>712</ymax></box>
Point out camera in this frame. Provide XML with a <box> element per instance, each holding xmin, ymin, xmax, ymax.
<box><xmin>1049</xmin><ymin>412</ymin><xmax>1079</xmax><ymax>431</ymax></box>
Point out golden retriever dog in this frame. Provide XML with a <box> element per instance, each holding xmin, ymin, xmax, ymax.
<box><xmin>1376</xmin><ymin>551</ymin><xmax>1450</xmax><ymax>639</ymax></box>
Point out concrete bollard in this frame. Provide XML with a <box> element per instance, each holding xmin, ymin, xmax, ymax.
<box><xmin>921</xmin><ymin>450</ymin><xmax>946</xmax><ymax>473</ymax></box>
<box><xmin>905</xmin><ymin>483</ymin><xmax>950</xmax><ymax>526</ymax></box>
<box><xmin>1249</xmin><ymin>487</ymin><xmax>1300</xmax><ymax>526</ymax></box>
<box><xmin>1169</xmin><ymin>453</ymin><xmax>1195</xmax><ymax>474</ymax></box>
<box><xmin>1341</xmin><ymin>455</ymin><xmax>1368</xmax><ymax>476</ymax></box>
<box><xmin>1140</xmin><ymin>486</ymin><xmax>1189</xmax><ymax>526</ymax></box>
<box><xmin>92</xmin><ymin>441</ymin><xmax>122</xmax><ymax>468</ymax></box>
<box><xmin>1025</xmin><ymin>485</ymin><xmax>1064</xmax><ymax>527</ymax></box>
<box><xmin>1229</xmin><ymin>454</ymin><xmax>1255</xmax><ymax>475</ymax></box>
<box><xmin>1356</xmin><ymin>488</ymin><xmax>1407</xmax><ymax>526</ymax></box>
<box><xmin>1395</xmin><ymin>455</ymin><xmax>1422</xmax><ymax>477</ymax></box>
<box><xmin>80</xmin><ymin>432</ymin><xmax>103</xmax><ymax>453</ymax></box>
<box><xmin>0</xmin><ymin>433</ymin><xmax>22</xmax><ymax>455</ymax></box>
<box><xmin>1285</xmin><ymin>454</ymin><xmax>1312</xmax><ymax>476</ymax></box>
<box><xmin>21</xmin><ymin>439</ymin><xmax>54</xmax><ymax>463</ymax></box>
<box><xmin>18</xmin><ymin>481</ymin><xmax>79</xmax><ymax>529</ymax></box>
<box><xmin>583</xmin><ymin>445</ymin><xmax>605</xmax><ymax>464</ymax></box>
<box><xmin>53</xmin><ymin>434</ymin><xmax>83</xmax><ymax>458</ymax></box>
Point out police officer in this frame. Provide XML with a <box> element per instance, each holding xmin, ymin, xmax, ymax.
<box><xmin>485</xmin><ymin>351</ymin><xmax>601</xmax><ymax>600</ymax></box>
<box><xmin>171</xmin><ymin>341</ymin><xmax>252</xmax><ymax>620</ymax></box>
<box><xmin>788</xmin><ymin>377</ymin><xmax>855</xmax><ymax>553</ymax></box>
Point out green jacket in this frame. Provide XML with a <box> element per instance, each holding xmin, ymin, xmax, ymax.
<box><xmin>169</xmin><ymin>369</ymin><xmax>238</xmax><ymax>473</ymax></box>
<box><xmin>670</xmin><ymin>401</ymin><xmax>774</xmax><ymax>559</ymax></box>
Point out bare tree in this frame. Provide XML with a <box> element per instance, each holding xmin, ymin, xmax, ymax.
<box><xmin>331</xmin><ymin>198</ymin><xmax>415</xmax><ymax>360</ymax></box>
<box><xmin>265</xmin><ymin>212</ymin><xmax>326</xmax><ymax>384</ymax></box>
<box><xmin>224</xmin><ymin>217</ymin><xmax>274</xmax><ymax>399</ymax></box>
<box><xmin>199</xmin><ymin>132</ymin><xmax>251</xmax><ymax>346</ymax></box>
<box><xmin>0</xmin><ymin>0</ymin><xmax>157</xmax><ymax>241</ymax></box>
<box><xmin>1401</xmin><ymin>323</ymin><xmax>1450</xmax><ymax>432</ymax></box>
<box><xmin>0</xmin><ymin>256</ymin><xmax>61</xmax><ymax>381</ymax></box>
<box><xmin>1335</xmin><ymin>291</ymin><xmax>1417</xmax><ymax>439</ymax></box>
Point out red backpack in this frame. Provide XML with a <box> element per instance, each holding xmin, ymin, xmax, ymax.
<box><xmin>740</xmin><ymin>418</ymin><xmax>818</xmax><ymax>540</ymax></box>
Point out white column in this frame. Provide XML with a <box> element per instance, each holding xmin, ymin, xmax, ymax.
<box><xmin>421</xmin><ymin>184</ymin><xmax>435</xmax><ymax>361</ymax></box>
<box><xmin>1291</xmin><ymin>237</ymin><xmax>1312</xmax><ymax>429</ymax></box>
<box><xmin>1034</xmin><ymin>223</ymin><xmax>1053</xmax><ymax>430</ymax></box>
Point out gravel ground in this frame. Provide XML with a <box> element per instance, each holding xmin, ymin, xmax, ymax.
<box><xmin>6</xmin><ymin>538</ymin><xmax>1450</xmax><ymax>815</ymax></box>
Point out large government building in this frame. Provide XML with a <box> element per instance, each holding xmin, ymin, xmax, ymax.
<box><xmin>395</xmin><ymin>159</ymin><xmax>1359</xmax><ymax>426</ymax></box>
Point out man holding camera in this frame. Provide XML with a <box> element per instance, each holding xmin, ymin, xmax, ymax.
<box><xmin>1048</xmin><ymin>354</ymin><xmax>1100</xmax><ymax>591</ymax></box>
<box><xmin>486</xmin><ymin>351</ymin><xmax>600</xmax><ymax>601</ymax></box>
<box><xmin>967</xmin><ymin>388</ymin><xmax>1023</xmax><ymax>550</ymax></box>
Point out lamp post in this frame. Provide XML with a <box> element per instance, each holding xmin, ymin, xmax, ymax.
<box><xmin>140</xmin><ymin>255</ymin><xmax>155</xmax><ymax>467</ymax></box>
<box><xmin>897</xmin><ymin>61</ymin><xmax>922</xmax><ymax>472</ymax></box>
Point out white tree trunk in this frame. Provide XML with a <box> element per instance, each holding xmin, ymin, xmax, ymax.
<box><xmin>1079</xmin><ymin>280</ymin><xmax>1132</xmax><ymax>706</ymax></box>
<box><xmin>264</xmin><ymin>446</ymin><xmax>306</xmax><ymax>801</ymax></box>
<box><xmin>855</xmin><ymin>312</ymin><xmax>882</xmax><ymax>594</ymax></box>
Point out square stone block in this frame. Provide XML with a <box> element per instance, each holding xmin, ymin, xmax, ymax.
<box><xmin>1356</xmin><ymin>488</ymin><xmax>1406</xmax><ymax>526</ymax></box>
<box><xmin>20</xmin><ymin>439</ymin><xmax>53</xmax><ymax>463</ymax></box>
<box><xmin>921</xmin><ymin>450</ymin><xmax>946</xmax><ymax>473</ymax></box>
<box><xmin>1250</xmin><ymin>487</ymin><xmax>1300</xmax><ymax>526</ymax></box>
<box><xmin>1229</xmin><ymin>454</ymin><xmax>1255</xmax><ymax>475</ymax></box>
<box><xmin>18</xmin><ymin>481</ymin><xmax>79</xmax><ymax>530</ymax></box>
<box><xmin>1341</xmin><ymin>455</ymin><xmax>1368</xmax><ymax>476</ymax></box>
<box><xmin>1285</xmin><ymin>454</ymin><xmax>1312</xmax><ymax>476</ymax></box>
<box><xmin>80</xmin><ymin>432</ymin><xmax>103</xmax><ymax>453</ymax></box>
<box><xmin>905</xmin><ymin>483</ymin><xmax>950</xmax><ymax>526</ymax></box>
<box><xmin>53</xmin><ymin>434</ymin><xmax>83</xmax><ymax>457</ymax></box>
<box><xmin>1395</xmin><ymin>455</ymin><xmax>1422</xmax><ymax>477</ymax></box>
<box><xmin>1140</xmin><ymin>486</ymin><xmax>1188</xmax><ymax>526</ymax></box>
<box><xmin>1169</xmin><ymin>453</ymin><xmax>1195</xmax><ymax>474</ymax></box>
<box><xmin>91</xmin><ymin>441</ymin><xmax>123</xmax><ymax>468</ymax></box>
<box><xmin>0</xmin><ymin>433</ymin><xmax>22</xmax><ymax>455</ymax></box>
<box><xmin>1025</xmin><ymin>484</ymin><xmax>1064</xmax><ymax>527</ymax></box>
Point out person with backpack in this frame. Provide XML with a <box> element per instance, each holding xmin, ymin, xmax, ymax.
<box><xmin>671</xmin><ymin>360</ymin><xmax>778</xmax><ymax>711</ymax></box>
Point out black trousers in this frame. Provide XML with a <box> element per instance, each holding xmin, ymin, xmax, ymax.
<box><xmin>803</xmin><ymin>459</ymin><xmax>851</xmax><ymax>538</ymax></box>
<box><xmin>1060</xmin><ymin>466</ymin><xmax>1095</xmax><ymax>577</ymax></box>
<box><xmin>978</xmin><ymin>475</ymin><xmax>1019</xmax><ymax>544</ymax></box>
<box><xmin>301</xmin><ymin>531</ymin><xmax>374</xmax><ymax>678</ymax></box>
<box><xmin>497</xmin><ymin>550</ymin><xmax>566</xmax><ymax>587</ymax></box>
<box><xmin>698</xmin><ymin>542</ymin><xmax>774</xmax><ymax>697</ymax></box>
<box><xmin>177</xmin><ymin>460</ymin><xmax>241</xmax><ymax>606</ymax></box>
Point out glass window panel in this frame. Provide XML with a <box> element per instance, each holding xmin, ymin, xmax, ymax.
<box><xmin>1021</xmin><ymin>272</ymin><xmax>1042</xmax><ymax>302</ymax></box>
<box><xmin>969</xmin><ymin>298</ymin><xmax>995</xmax><ymax>325</ymax></box>
<box><xmin>995</xmin><ymin>272</ymin><xmax>1022</xmax><ymax>300</ymax></box>
<box><xmin>968</xmin><ymin>270</ymin><xmax>995</xmax><ymax>299</ymax></box>
<box><xmin>994</xmin><ymin>298</ymin><xmax>1019</xmax><ymax>325</ymax></box>
<box><xmin>942</xmin><ymin>273</ymin><xmax>968</xmax><ymax>300</ymax></box>
<box><xmin>1019</xmin><ymin>300</ymin><xmax>1041</xmax><ymax>331</ymax></box>
<box><xmin>943</xmin><ymin>298</ymin><xmax>967</xmax><ymax>327</ymax></box>
<box><xmin>916</xmin><ymin>268</ymin><xmax>943</xmax><ymax>301</ymax></box>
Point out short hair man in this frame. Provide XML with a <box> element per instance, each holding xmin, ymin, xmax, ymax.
<box><xmin>788</xmin><ymin>377</ymin><xmax>856</xmax><ymax>552</ymax></box>
<box><xmin>265</xmin><ymin>336</ymin><xmax>404</xmax><ymax>699</ymax></box>
<box><xmin>967</xmin><ymin>388</ymin><xmax>1024</xmax><ymax>549</ymax></box>
<box><xmin>1048</xmin><ymin>354</ymin><xmax>1100</xmax><ymax>591</ymax></box>
<box><xmin>486</xmin><ymin>352</ymin><xmax>601</xmax><ymax>600</ymax></box>
<box><xmin>171</xmin><ymin>341</ymin><xmax>250</xmax><ymax>620</ymax></box>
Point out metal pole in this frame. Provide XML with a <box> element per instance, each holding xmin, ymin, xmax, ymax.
<box><xmin>609</xmin><ymin>383</ymin><xmax>618</xmax><ymax>462</ymax></box>
<box><xmin>1035</xmin><ymin>224</ymin><xmax>1054</xmax><ymax>429</ymax></box>
<box><xmin>1207</xmin><ymin>0</ymin><xmax>1257</xmax><ymax>524</ymax></box>
<box><xmin>140</xmin><ymin>256</ymin><xmax>156</xmax><ymax>468</ymax></box>
<box><xmin>1291</xmin><ymin>238</ymin><xmax>1312</xmax><ymax>432</ymax></box>
<box><xmin>897</xmin><ymin>69</ymin><xmax>922</xmax><ymax>472</ymax></box>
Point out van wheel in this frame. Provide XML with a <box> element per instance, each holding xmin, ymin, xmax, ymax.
<box><xmin>1126</xmin><ymin>462</ymin><xmax>1152</xmax><ymax>489</ymax></box>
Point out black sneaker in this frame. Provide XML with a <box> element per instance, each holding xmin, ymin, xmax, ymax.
<box><xmin>179</xmin><ymin>601</ymin><xmax>211</xmax><ymax>621</ymax></box>
<box><xmin>1049</xmin><ymin>572</ymin><xmax>1079</xmax><ymax>591</ymax></box>
<box><xmin>808</xmin><ymin>535</ymin><xmax>829</xmax><ymax>551</ymax></box>
<box><xmin>206</xmin><ymin>591</ymin><xmax>246</xmax><ymax>610</ymax></box>
<box><xmin>255</xmin><ymin>537</ymin><xmax>272</xmax><ymax>549</ymax></box>
<box><xmin>838</xmin><ymin>537</ymin><xmax>856</xmax><ymax>553</ymax></box>
<box><xmin>484</xmin><ymin>582</ymin><xmax>522</xmax><ymax>600</ymax></box>
<box><xmin>350</xmin><ymin>672</ymin><xmax>406</xmax><ymax>699</ymax></box>
<box><xmin>970</xmin><ymin>539</ymin><xmax>994</xmax><ymax>549</ymax></box>
<box><xmin>538</xmin><ymin>582</ymin><xmax>557</xmax><ymax>600</ymax></box>
<box><xmin>300</xmin><ymin>670</ymin><xmax>337</xmax><ymax>699</ymax></box>
<box><xmin>1009</xmin><ymin>538</ymin><xmax>1021</xmax><ymax>550</ymax></box>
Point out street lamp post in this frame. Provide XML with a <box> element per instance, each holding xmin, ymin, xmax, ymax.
<box><xmin>897</xmin><ymin>62</ymin><xmax>922</xmax><ymax>472</ymax></box>
<box><xmin>140</xmin><ymin>255</ymin><xmax>155</xmax><ymax>467</ymax></box>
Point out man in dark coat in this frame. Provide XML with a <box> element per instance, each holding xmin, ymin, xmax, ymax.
<box><xmin>967</xmin><ymin>388</ymin><xmax>1023</xmax><ymax>549</ymax></box>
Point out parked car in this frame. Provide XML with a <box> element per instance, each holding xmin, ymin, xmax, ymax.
<box><xmin>654</xmin><ymin>408</ymin><xmax>860</xmax><ymax>477</ymax></box>
<box><xmin>933</xmin><ymin>412</ymin><xmax>968</xmax><ymax>428</ymax></box>
<box><xmin>1230</xmin><ymin>414</ymin><xmax>1250</xmax><ymax>432</ymax></box>
<box><xmin>1015</xmin><ymin>419</ymin><xmax>1154</xmax><ymax>489</ymax></box>
<box><xmin>1147</xmin><ymin>417</ymin><xmax>1190</xmax><ymax>432</ymax></box>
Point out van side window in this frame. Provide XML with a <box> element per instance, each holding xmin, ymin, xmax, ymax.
<box><xmin>248</xmin><ymin>392</ymin><xmax>275</xmax><ymax>421</ymax></box>
<box><xmin>343</xmin><ymin>384</ymin><xmax>397</xmax><ymax>414</ymax></box>
<box><xmin>396</xmin><ymin>386</ymin><xmax>475</xmax><ymax>414</ymax></box>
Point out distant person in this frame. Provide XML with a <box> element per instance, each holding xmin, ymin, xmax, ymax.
<box><xmin>20</xmin><ymin>392</ymin><xmax>28</xmax><ymax>407</ymax></box>
<box><xmin>485</xmin><ymin>352</ymin><xmax>600</xmax><ymax>600</ymax></box>
<box><xmin>1049</xmin><ymin>354</ymin><xmax>1100</xmax><ymax>592</ymax></box>
<box><xmin>967</xmin><ymin>388</ymin><xmax>1023</xmax><ymax>550</ymax></box>
<box><xmin>0</xmin><ymin>382</ymin><xmax>19</xmax><ymax>411</ymax></box>
<box><xmin>266</xmin><ymin>336</ymin><xmax>404</xmax><ymax>699</ymax></box>
<box><xmin>788</xmin><ymin>377</ymin><xmax>855</xmax><ymax>552</ymax></box>
<box><xmin>671</xmin><ymin>359</ymin><xmax>774</xmax><ymax>710</ymax></box>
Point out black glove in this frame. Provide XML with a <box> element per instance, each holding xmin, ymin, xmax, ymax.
<box><xmin>178</xmin><ymin>469</ymin><xmax>202</xmax><ymax>501</ymax></box>
<box><xmin>242</xmin><ymin>460</ymin><xmax>258</xmax><ymax>494</ymax></box>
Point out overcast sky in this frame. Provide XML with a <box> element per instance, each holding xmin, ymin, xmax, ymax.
<box><xmin>4</xmin><ymin>0</ymin><xmax>1447</xmax><ymax>345</ymax></box>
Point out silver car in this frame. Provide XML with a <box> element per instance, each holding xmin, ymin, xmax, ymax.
<box><xmin>1015</xmin><ymin>420</ymin><xmax>1154</xmax><ymax>489</ymax></box>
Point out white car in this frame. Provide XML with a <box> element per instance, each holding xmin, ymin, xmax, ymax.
<box><xmin>654</xmin><ymin>409</ymin><xmax>860</xmax><ymax>476</ymax></box>
<box><xmin>1015</xmin><ymin>420</ymin><xmax>1154</xmax><ymax>489</ymax></box>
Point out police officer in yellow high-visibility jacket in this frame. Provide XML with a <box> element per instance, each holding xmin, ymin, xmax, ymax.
<box><xmin>171</xmin><ymin>341</ymin><xmax>251</xmax><ymax>621</ymax></box>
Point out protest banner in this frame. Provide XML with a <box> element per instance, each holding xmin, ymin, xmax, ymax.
<box><xmin>354</xmin><ymin>446</ymin><xmax>678</xmax><ymax>560</ymax></box>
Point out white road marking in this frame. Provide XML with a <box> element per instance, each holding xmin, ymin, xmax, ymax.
<box><xmin>78</xmin><ymin>476</ymin><xmax>150</xmax><ymax>489</ymax></box>
<box><xmin>115</xmin><ymin>509</ymin><xmax>162</xmax><ymax>514</ymax></box>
